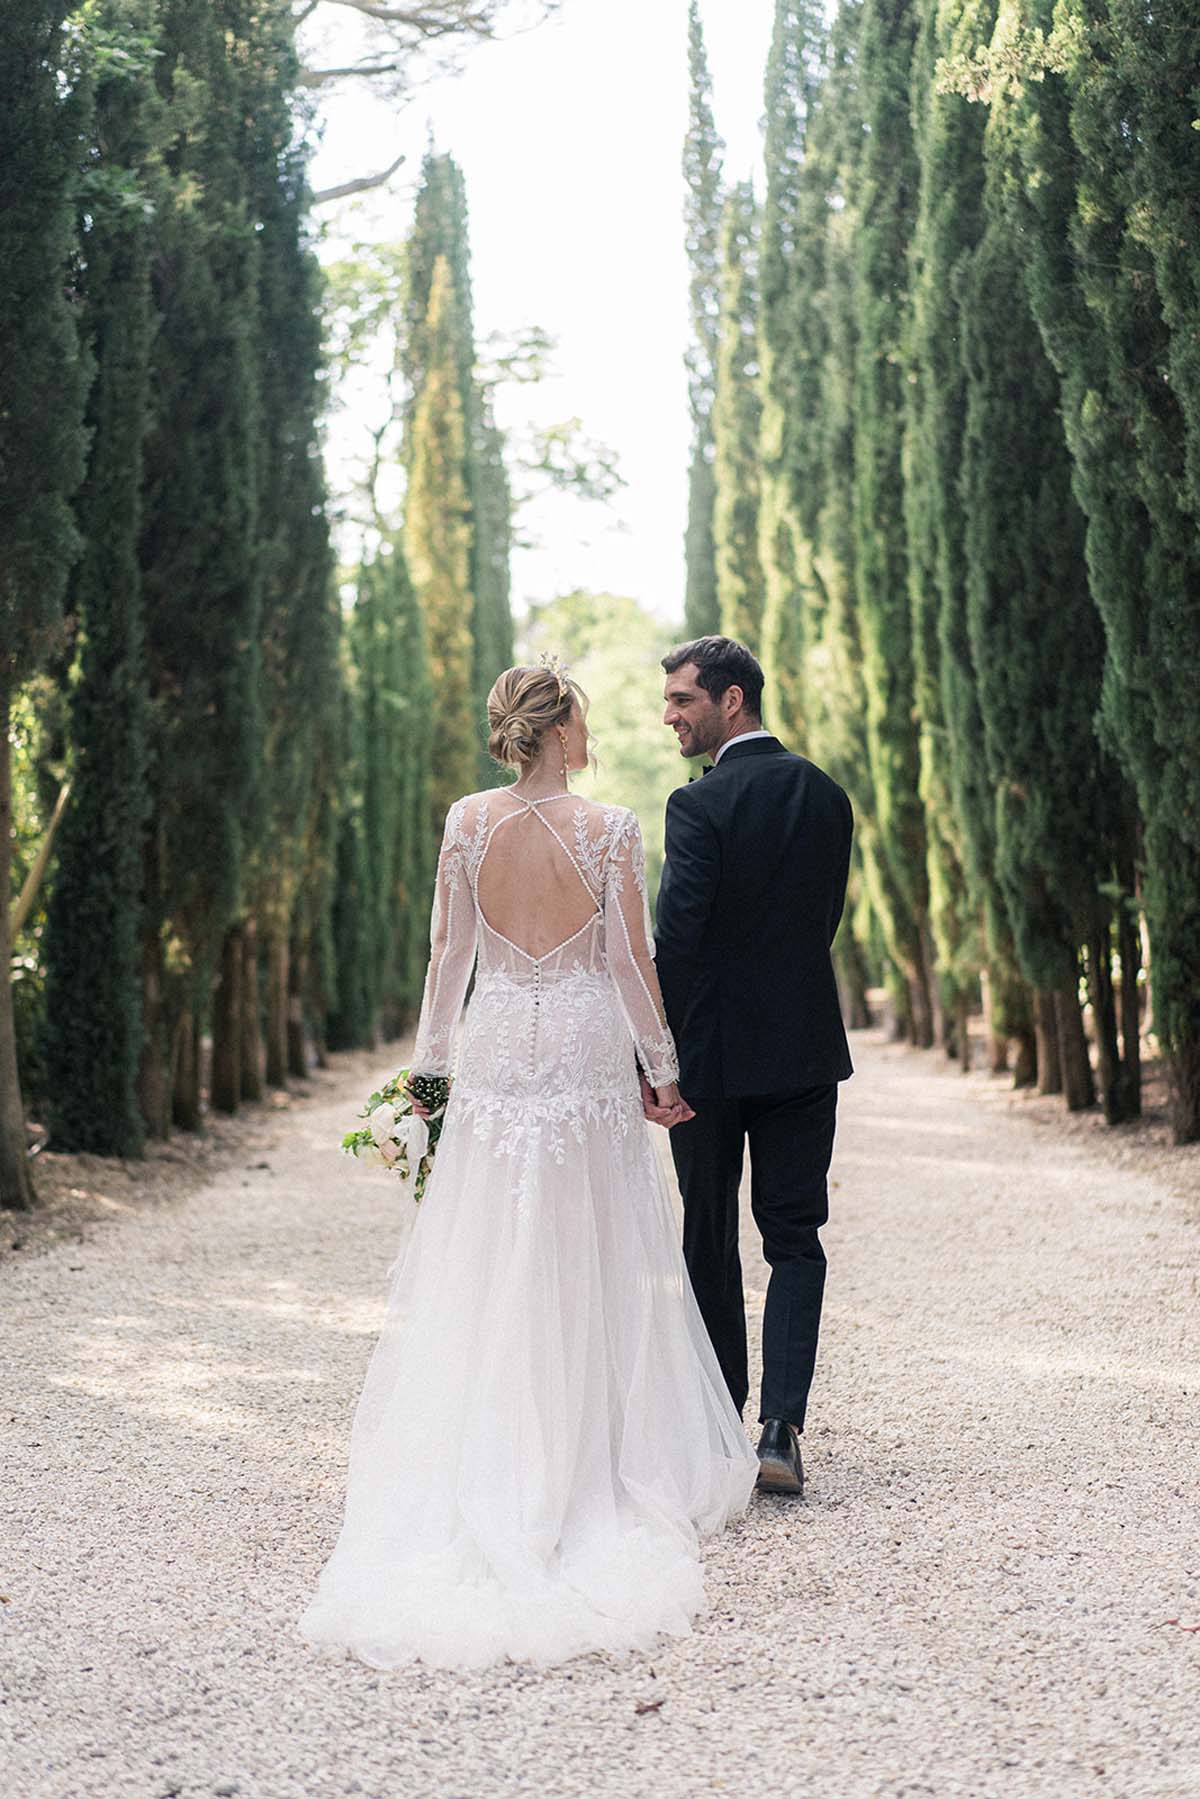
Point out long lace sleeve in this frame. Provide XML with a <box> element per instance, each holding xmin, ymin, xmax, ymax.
<box><xmin>603</xmin><ymin>811</ymin><xmax>680</xmax><ymax>1089</ymax></box>
<box><xmin>411</xmin><ymin>800</ymin><xmax>479</xmax><ymax>1075</ymax></box>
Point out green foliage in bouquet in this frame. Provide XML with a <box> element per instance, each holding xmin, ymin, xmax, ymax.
<box><xmin>341</xmin><ymin>1068</ymin><xmax>452</xmax><ymax>1202</ymax></box>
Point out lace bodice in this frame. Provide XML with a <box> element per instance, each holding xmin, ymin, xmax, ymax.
<box><xmin>411</xmin><ymin>790</ymin><xmax>679</xmax><ymax>1087</ymax></box>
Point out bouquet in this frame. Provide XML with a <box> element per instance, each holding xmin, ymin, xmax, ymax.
<box><xmin>341</xmin><ymin>1069</ymin><xmax>452</xmax><ymax>1202</ymax></box>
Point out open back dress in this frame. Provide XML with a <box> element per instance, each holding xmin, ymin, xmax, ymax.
<box><xmin>298</xmin><ymin>790</ymin><xmax>757</xmax><ymax>1670</ymax></box>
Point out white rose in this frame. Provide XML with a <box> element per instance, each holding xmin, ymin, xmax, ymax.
<box><xmin>370</xmin><ymin>1102</ymin><xmax>397</xmax><ymax>1146</ymax></box>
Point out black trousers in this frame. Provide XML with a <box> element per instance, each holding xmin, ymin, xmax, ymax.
<box><xmin>669</xmin><ymin>1084</ymin><xmax>838</xmax><ymax>1432</ymax></box>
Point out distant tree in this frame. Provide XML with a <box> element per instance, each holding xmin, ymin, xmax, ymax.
<box><xmin>404</xmin><ymin>149</ymin><xmax>513</xmax><ymax>781</ymax></box>
<box><xmin>404</xmin><ymin>254</ymin><xmax>476</xmax><ymax>831</ymax></box>
<box><xmin>713</xmin><ymin>181</ymin><xmax>764</xmax><ymax>654</ymax></box>
<box><xmin>757</xmin><ymin>0</ymin><xmax>828</xmax><ymax>742</ymax></box>
<box><xmin>901</xmin><ymin>0</ymin><xmax>995</xmax><ymax>1062</ymax></box>
<box><xmin>851</xmin><ymin>0</ymin><xmax>934</xmax><ymax>1046</ymax></box>
<box><xmin>681</xmin><ymin>0</ymin><xmax>724</xmax><ymax>637</ymax></box>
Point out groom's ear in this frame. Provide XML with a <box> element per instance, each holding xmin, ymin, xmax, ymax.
<box><xmin>723</xmin><ymin>683</ymin><xmax>745</xmax><ymax>718</ymax></box>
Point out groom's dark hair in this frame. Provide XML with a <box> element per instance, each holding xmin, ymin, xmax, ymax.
<box><xmin>661</xmin><ymin>636</ymin><xmax>764</xmax><ymax>719</ymax></box>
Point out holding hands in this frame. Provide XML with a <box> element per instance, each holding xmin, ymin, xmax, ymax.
<box><xmin>639</xmin><ymin>1071</ymin><xmax>695</xmax><ymax>1129</ymax></box>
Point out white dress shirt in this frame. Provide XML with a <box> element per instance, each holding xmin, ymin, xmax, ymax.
<box><xmin>713</xmin><ymin>728</ymin><xmax>774</xmax><ymax>764</ymax></box>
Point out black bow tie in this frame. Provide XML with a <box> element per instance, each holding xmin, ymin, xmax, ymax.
<box><xmin>702</xmin><ymin>764</ymin><xmax>713</xmax><ymax>777</ymax></box>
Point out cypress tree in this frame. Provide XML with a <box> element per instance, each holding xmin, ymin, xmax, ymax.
<box><xmin>851</xmin><ymin>0</ymin><xmax>934</xmax><ymax>1046</ymax></box>
<box><xmin>137</xmin><ymin>0</ymin><xmax>262</xmax><ymax>1132</ymax></box>
<box><xmin>240</xmin><ymin>5</ymin><xmax>338</xmax><ymax>1092</ymax></box>
<box><xmin>713</xmin><ymin>181</ymin><xmax>764</xmax><ymax>654</ymax></box>
<box><xmin>405</xmin><ymin>149</ymin><xmax>512</xmax><ymax>779</ymax></box>
<box><xmin>351</xmin><ymin>551</ymin><xmax>403</xmax><ymax>1036</ymax></box>
<box><xmin>387</xmin><ymin>549</ymin><xmax>435</xmax><ymax>1026</ymax></box>
<box><xmin>901</xmin><ymin>0</ymin><xmax>996</xmax><ymax>1061</ymax></box>
<box><xmin>326</xmin><ymin>799</ymin><xmax>373</xmax><ymax>1053</ymax></box>
<box><xmin>758</xmin><ymin>0</ymin><xmax>828</xmax><ymax>741</ymax></box>
<box><xmin>959</xmin><ymin>193</ymin><xmax>1094</xmax><ymax>1109</ymax></box>
<box><xmin>681</xmin><ymin>0</ymin><xmax>724</xmax><ymax>637</ymax></box>
<box><xmin>0</xmin><ymin>0</ymin><xmax>91</xmax><ymax>1205</ymax></box>
<box><xmin>43</xmin><ymin>0</ymin><xmax>159</xmax><ymax>1155</ymax></box>
<box><xmin>992</xmin><ymin>0</ymin><xmax>1200</xmax><ymax>1136</ymax></box>
<box><xmin>803</xmin><ymin>2</ymin><xmax>886</xmax><ymax>1028</ymax></box>
<box><xmin>404</xmin><ymin>254</ymin><xmax>476</xmax><ymax>832</ymax></box>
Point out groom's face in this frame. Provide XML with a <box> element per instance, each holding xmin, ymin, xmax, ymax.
<box><xmin>663</xmin><ymin>663</ymin><xmax>725</xmax><ymax>760</ymax></box>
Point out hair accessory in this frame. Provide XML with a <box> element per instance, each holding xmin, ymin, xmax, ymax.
<box><xmin>537</xmin><ymin>649</ymin><xmax>571</xmax><ymax>702</ymax></box>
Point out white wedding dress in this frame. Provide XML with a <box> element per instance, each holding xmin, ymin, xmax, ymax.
<box><xmin>299</xmin><ymin>789</ymin><xmax>758</xmax><ymax>1670</ymax></box>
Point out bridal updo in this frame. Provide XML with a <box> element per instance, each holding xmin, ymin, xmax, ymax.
<box><xmin>487</xmin><ymin>663</ymin><xmax>584</xmax><ymax>770</ymax></box>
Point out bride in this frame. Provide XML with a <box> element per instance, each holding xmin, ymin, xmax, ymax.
<box><xmin>299</xmin><ymin>659</ymin><xmax>758</xmax><ymax>1670</ymax></box>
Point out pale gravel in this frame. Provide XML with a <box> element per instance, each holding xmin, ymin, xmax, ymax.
<box><xmin>2</xmin><ymin>1030</ymin><xmax>1198</xmax><ymax>1799</ymax></box>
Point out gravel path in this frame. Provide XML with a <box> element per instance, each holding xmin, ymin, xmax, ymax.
<box><xmin>3</xmin><ymin>1032</ymin><xmax>1198</xmax><ymax>1799</ymax></box>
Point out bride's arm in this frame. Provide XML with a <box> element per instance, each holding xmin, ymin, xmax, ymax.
<box><xmin>603</xmin><ymin>811</ymin><xmax>682</xmax><ymax>1096</ymax></box>
<box><xmin>411</xmin><ymin>799</ymin><xmax>478</xmax><ymax>1077</ymax></box>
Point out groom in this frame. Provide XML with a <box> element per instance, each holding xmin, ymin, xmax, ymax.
<box><xmin>648</xmin><ymin>636</ymin><xmax>853</xmax><ymax>1495</ymax></box>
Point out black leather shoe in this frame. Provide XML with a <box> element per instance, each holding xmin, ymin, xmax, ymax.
<box><xmin>756</xmin><ymin>1418</ymin><xmax>804</xmax><ymax>1494</ymax></box>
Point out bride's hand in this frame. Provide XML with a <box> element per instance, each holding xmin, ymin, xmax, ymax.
<box><xmin>652</xmin><ymin>1081</ymin><xmax>695</xmax><ymax>1128</ymax></box>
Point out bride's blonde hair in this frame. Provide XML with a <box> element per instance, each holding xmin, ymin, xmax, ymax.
<box><xmin>486</xmin><ymin>663</ymin><xmax>589</xmax><ymax>770</ymax></box>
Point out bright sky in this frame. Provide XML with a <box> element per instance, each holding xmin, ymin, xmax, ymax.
<box><xmin>307</xmin><ymin>0</ymin><xmax>775</xmax><ymax>624</ymax></box>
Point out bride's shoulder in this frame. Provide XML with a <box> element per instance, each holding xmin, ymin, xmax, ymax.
<box><xmin>441</xmin><ymin>789</ymin><xmax>495</xmax><ymax>837</ymax></box>
<box><xmin>569</xmin><ymin>797</ymin><xmax>642</xmax><ymax>853</ymax></box>
<box><xmin>569</xmin><ymin>794</ymin><xmax>638</xmax><ymax>825</ymax></box>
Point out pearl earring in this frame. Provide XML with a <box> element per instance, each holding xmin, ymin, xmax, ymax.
<box><xmin>557</xmin><ymin>724</ymin><xmax>569</xmax><ymax>781</ymax></box>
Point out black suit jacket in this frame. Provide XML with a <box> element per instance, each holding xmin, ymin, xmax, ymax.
<box><xmin>654</xmin><ymin>737</ymin><xmax>854</xmax><ymax>1099</ymax></box>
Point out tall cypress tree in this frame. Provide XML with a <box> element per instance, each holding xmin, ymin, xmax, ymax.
<box><xmin>991</xmin><ymin>0</ymin><xmax>1200</xmax><ymax>1136</ymax></box>
<box><xmin>681</xmin><ymin>0</ymin><xmax>724</xmax><ymax>637</ymax></box>
<box><xmin>43</xmin><ymin>0</ymin><xmax>158</xmax><ymax>1156</ymax></box>
<box><xmin>0</xmin><ymin>0</ymin><xmax>91</xmax><ymax>1204</ymax></box>
<box><xmin>713</xmin><ymin>181</ymin><xmax>764</xmax><ymax>654</ymax></box>
<box><xmin>851</xmin><ymin>0</ymin><xmax>934</xmax><ymax>1046</ymax></box>
<box><xmin>137</xmin><ymin>0</ymin><xmax>262</xmax><ymax>1133</ymax></box>
<box><xmin>758</xmin><ymin>0</ymin><xmax>828</xmax><ymax>741</ymax></box>
<box><xmin>388</xmin><ymin>549</ymin><xmax>436</xmax><ymax>1026</ymax></box>
<box><xmin>405</xmin><ymin>254</ymin><xmax>476</xmax><ymax>831</ymax></box>
<box><xmin>802</xmin><ymin>1</ymin><xmax>885</xmax><ymax>1028</ymax></box>
<box><xmin>237</xmin><ymin>2</ymin><xmax>339</xmax><ymax>1094</ymax></box>
<box><xmin>901</xmin><ymin>0</ymin><xmax>995</xmax><ymax>1060</ymax></box>
<box><xmin>405</xmin><ymin>149</ymin><xmax>512</xmax><ymax>779</ymax></box>
<box><xmin>960</xmin><ymin>185</ymin><xmax>1098</xmax><ymax>1109</ymax></box>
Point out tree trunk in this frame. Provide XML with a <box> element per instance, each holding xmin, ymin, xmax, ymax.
<box><xmin>1011</xmin><ymin>1029</ymin><xmax>1036</xmax><ymax>1088</ymax></box>
<box><xmin>885</xmin><ymin>970</ymin><xmax>911</xmax><ymax>1044</ymax></box>
<box><xmin>835</xmin><ymin>933</ymin><xmax>872</xmax><ymax>1030</ymax></box>
<box><xmin>922</xmin><ymin>921</ymin><xmax>944</xmax><ymax>1052</ymax></box>
<box><xmin>1055</xmin><ymin>980</ymin><xmax>1094</xmax><ymax>1112</ymax></box>
<box><xmin>240</xmin><ymin>913</ymin><xmax>264</xmax><ymax>1102</ymax></box>
<box><xmin>172</xmin><ymin>1007</ymin><xmax>202</xmax><ymax>1131</ymax></box>
<box><xmin>287</xmin><ymin>938</ymin><xmax>308</xmax><ymax>1080</ymax></box>
<box><xmin>1116</xmin><ymin>889</ymin><xmax>1142</xmax><ymax>1121</ymax></box>
<box><xmin>211</xmin><ymin>923</ymin><xmax>242</xmax><ymax>1114</ymax></box>
<box><xmin>265</xmin><ymin>924</ymin><xmax>289</xmax><ymax>1089</ymax></box>
<box><xmin>1168</xmin><ymin>1045</ymin><xmax>1200</xmax><ymax>1145</ymax></box>
<box><xmin>907</xmin><ymin>936</ymin><xmax>935</xmax><ymax>1050</ymax></box>
<box><xmin>137</xmin><ymin>931</ymin><xmax>171</xmax><ymax>1139</ymax></box>
<box><xmin>1034</xmin><ymin>990</ymin><xmax>1062</xmax><ymax>1095</ymax></box>
<box><xmin>1086</xmin><ymin>927</ymin><xmax>1126</xmax><ymax>1126</ymax></box>
<box><xmin>0</xmin><ymin>684</ymin><xmax>35</xmax><ymax>1209</ymax></box>
<box><xmin>979</xmin><ymin>965</ymin><xmax>1008</xmax><ymax>1073</ymax></box>
<box><xmin>955</xmin><ymin>989</ymin><xmax>971</xmax><ymax>1076</ymax></box>
<box><xmin>1138</xmin><ymin>908</ymin><xmax>1154</xmax><ymax>1040</ymax></box>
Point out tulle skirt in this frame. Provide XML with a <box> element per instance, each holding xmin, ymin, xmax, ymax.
<box><xmin>299</xmin><ymin>978</ymin><xmax>758</xmax><ymax>1671</ymax></box>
